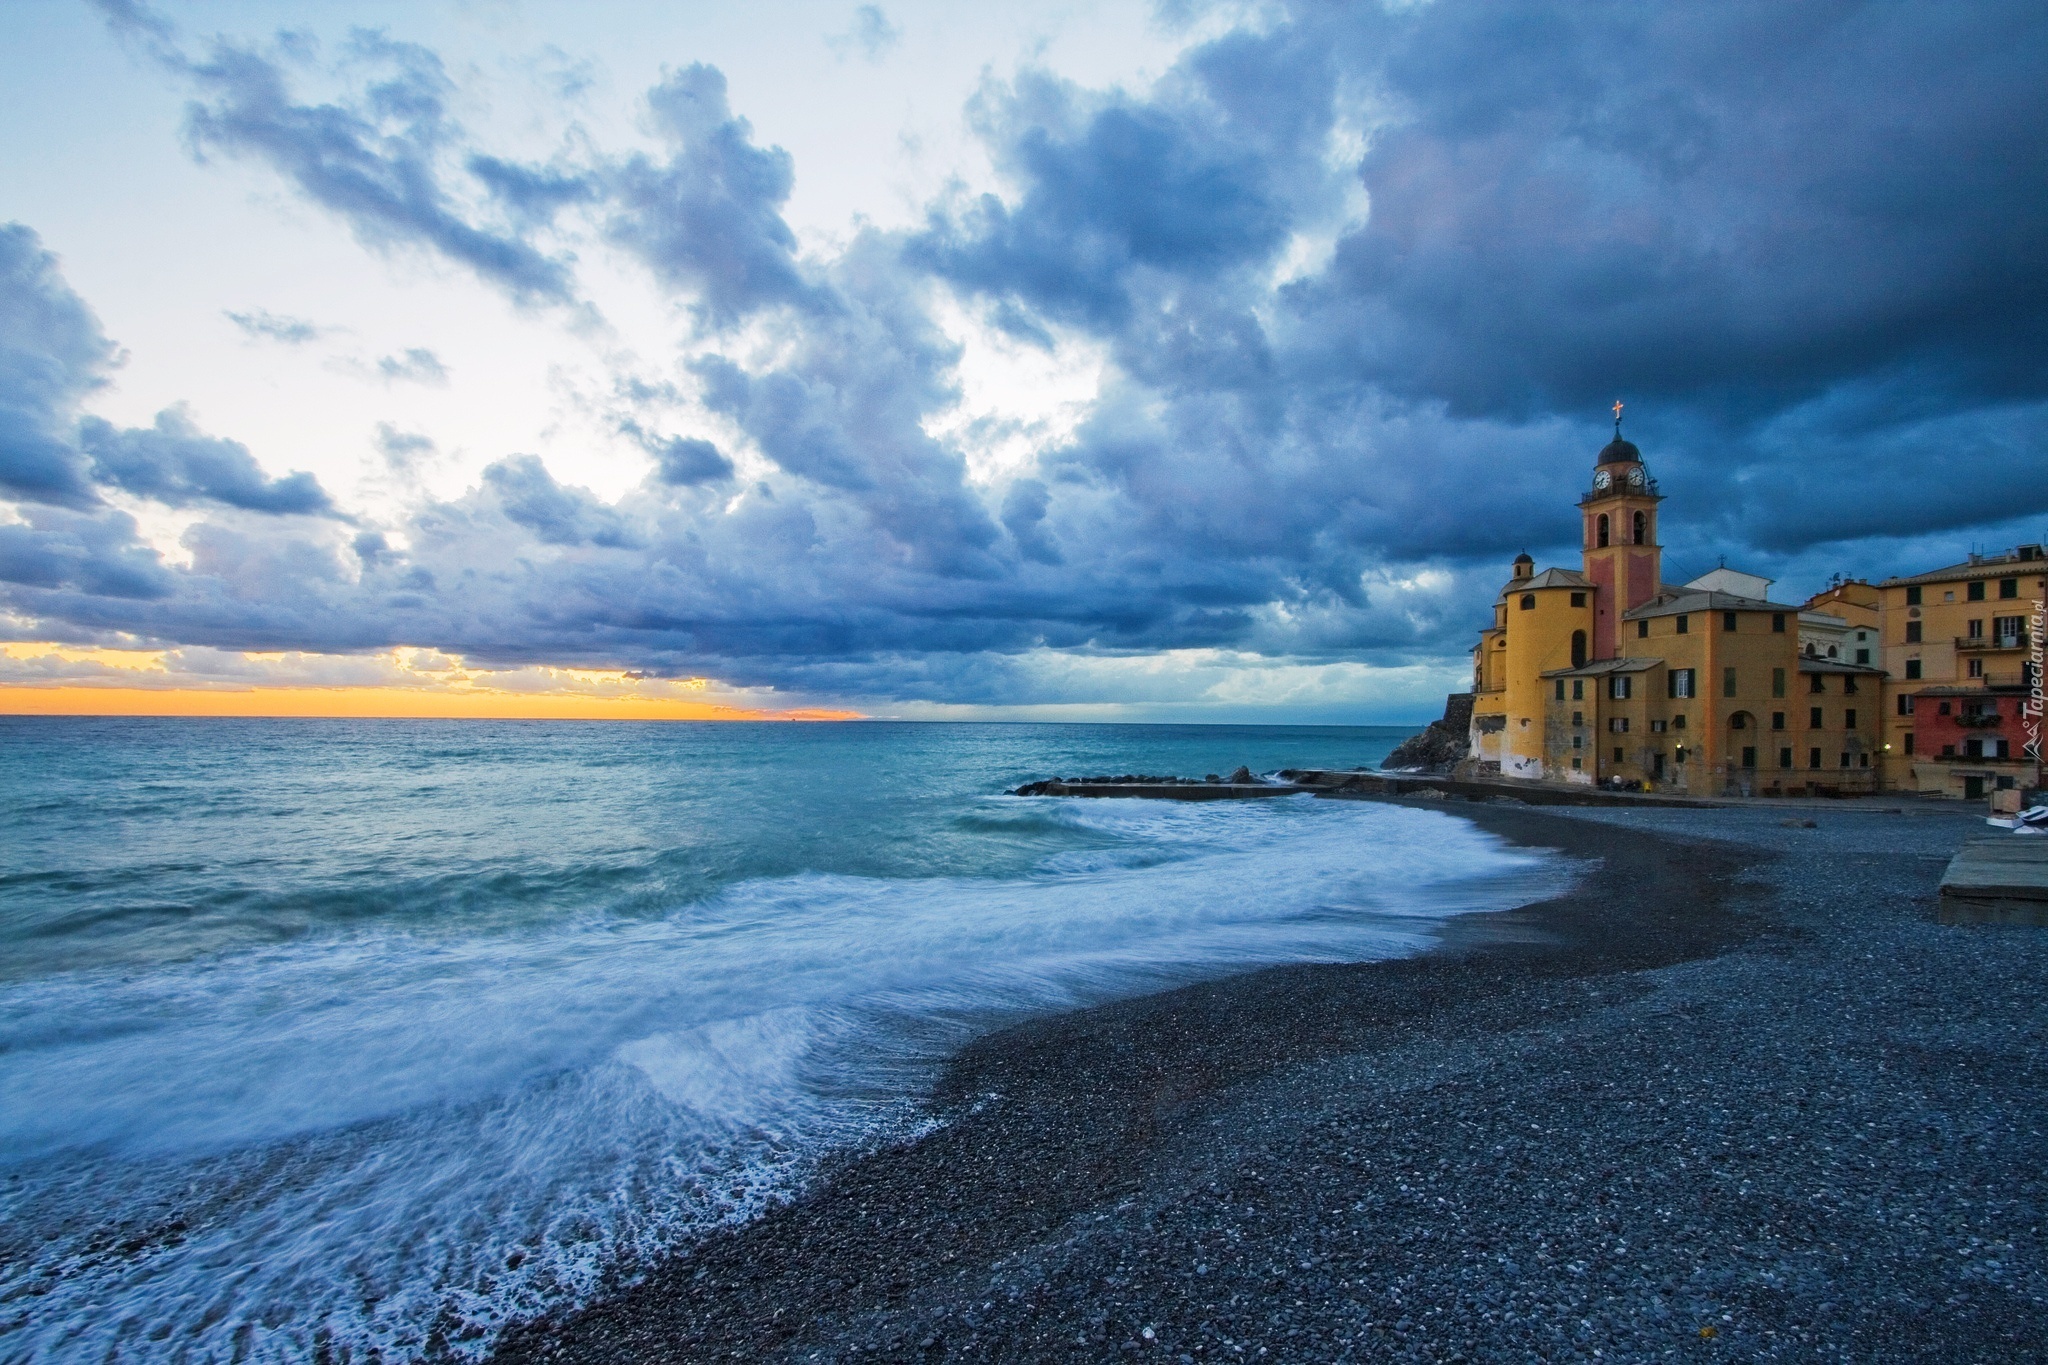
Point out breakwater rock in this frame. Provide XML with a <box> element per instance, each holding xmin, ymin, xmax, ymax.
<box><xmin>1382</xmin><ymin>691</ymin><xmax>1474</xmax><ymax>773</ymax></box>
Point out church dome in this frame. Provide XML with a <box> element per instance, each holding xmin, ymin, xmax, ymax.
<box><xmin>1597</xmin><ymin>435</ymin><xmax>1642</xmax><ymax>465</ymax></box>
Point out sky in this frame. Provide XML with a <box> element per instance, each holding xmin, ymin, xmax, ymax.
<box><xmin>1</xmin><ymin>0</ymin><xmax>2044</xmax><ymax>723</ymax></box>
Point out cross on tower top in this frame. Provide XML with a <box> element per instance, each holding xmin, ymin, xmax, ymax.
<box><xmin>1612</xmin><ymin>399</ymin><xmax>1624</xmax><ymax>430</ymax></box>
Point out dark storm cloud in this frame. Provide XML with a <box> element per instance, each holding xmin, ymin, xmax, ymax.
<box><xmin>481</xmin><ymin>456</ymin><xmax>637</xmax><ymax>548</ymax></box>
<box><xmin>16</xmin><ymin>2</ymin><xmax>2046</xmax><ymax>710</ymax></box>
<box><xmin>0</xmin><ymin>505</ymin><xmax>174</xmax><ymax>601</ymax></box>
<box><xmin>80</xmin><ymin>408</ymin><xmax>337</xmax><ymax>517</ymax></box>
<box><xmin>618</xmin><ymin>422</ymin><xmax>734</xmax><ymax>487</ymax></box>
<box><xmin>0</xmin><ymin>225</ymin><xmax>116</xmax><ymax>507</ymax></box>
<box><xmin>605</xmin><ymin>64</ymin><xmax>815</xmax><ymax>327</ymax></box>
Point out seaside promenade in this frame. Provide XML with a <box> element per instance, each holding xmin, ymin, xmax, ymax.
<box><xmin>498</xmin><ymin>797</ymin><xmax>2047</xmax><ymax>1363</ymax></box>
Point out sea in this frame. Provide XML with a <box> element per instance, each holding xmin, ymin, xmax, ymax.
<box><xmin>0</xmin><ymin>718</ymin><xmax>1571</xmax><ymax>1362</ymax></box>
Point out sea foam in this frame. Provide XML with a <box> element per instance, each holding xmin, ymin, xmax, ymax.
<box><xmin>0</xmin><ymin>778</ymin><xmax>1568</xmax><ymax>1362</ymax></box>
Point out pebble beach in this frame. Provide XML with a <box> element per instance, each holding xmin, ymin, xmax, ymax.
<box><xmin>497</xmin><ymin>798</ymin><xmax>2047</xmax><ymax>1364</ymax></box>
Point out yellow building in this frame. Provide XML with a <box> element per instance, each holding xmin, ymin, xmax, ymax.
<box><xmin>1466</xmin><ymin>425</ymin><xmax>1884</xmax><ymax>795</ymax></box>
<box><xmin>1875</xmin><ymin>547</ymin><xmax>2045</xmax><ymax>799</ymax></box>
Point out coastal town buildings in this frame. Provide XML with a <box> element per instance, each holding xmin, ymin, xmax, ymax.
<box><xmin>1875</xmin><ymin>547</ymin><xmax>2046</xmax><ymax>800</ymax></box>
<box><xmin>1464</xmin><ymin>421</ymin><xmax>1908</xmax><ymax>796</ymax></box>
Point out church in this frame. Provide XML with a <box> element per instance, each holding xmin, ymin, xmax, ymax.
<box><xmin>1465</xmin><ymin>416</ymin><xmax>1886</xmax><ymax>796</ymax></box>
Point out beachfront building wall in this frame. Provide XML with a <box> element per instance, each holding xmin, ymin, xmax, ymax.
<box><xmin>1877</xmin><ymin>546</ymin><xmax>2046</xmax><ymax>798</ymax></box>
<box><xmin>1501</xmin><ymin>567</ymin><xmax>1596</xmax><ymax>780</ymax></box>
<box><xmin>1787</xmin><ymin>660</ymin><xmax>1885</xmax><ymax>795</ymax></box>
<box><xmin>1618</xmin><ymin>599</ymin><xmax>1798</xmax><ymax>795</ymax></box>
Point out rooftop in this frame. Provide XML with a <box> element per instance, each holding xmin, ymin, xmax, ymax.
<box><xmin>1622</xmin><ymin>588</ymin><xmax>1803</xmax><ymax>621</ymax></box>
<box><xmin>1878</xmin><ymin>545</ymin><xmax>2047</xmax><ymax>588</ymax></box>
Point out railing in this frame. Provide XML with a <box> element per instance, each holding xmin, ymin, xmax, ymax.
<box><xmin>1956</xmin><ymin>633</ymin><xmax>2030</xmax><ymax>651</ymax></box>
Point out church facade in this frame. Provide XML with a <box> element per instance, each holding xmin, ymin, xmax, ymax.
<box><xmin>1465</xmin><ymin>426</ymin><xmax>1886</xmax><ymax>796</ymax></box>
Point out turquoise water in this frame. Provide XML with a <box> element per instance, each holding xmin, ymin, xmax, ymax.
<box><xmin>0</xmin><ymin>719</ymin><xmax>1567</xmax><ymax>1362</ymax></box>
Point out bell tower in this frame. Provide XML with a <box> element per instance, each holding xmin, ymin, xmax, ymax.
<box><xmin>1579</xmin><ymin>403</ymin><xmax>1663</xmax><ymax>659</ymax></box>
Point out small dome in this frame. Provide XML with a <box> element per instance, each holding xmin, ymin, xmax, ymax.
<box><xmin>1597</xmin><ymin>436</ymin><xmax>1641</xmax><ymax>465</ymax></box>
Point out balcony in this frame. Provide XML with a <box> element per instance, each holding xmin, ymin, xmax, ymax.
<box><xmin>1956</xmin><ymin>632</ymin><xmax>2031</xmax><ymax>651</ymax></box>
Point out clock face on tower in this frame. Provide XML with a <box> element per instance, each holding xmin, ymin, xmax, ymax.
<box><xmin>1626</xmin><ymin>467</ymin><xmax>1645</xmax><ymax>488</ymax></box>
<box><xmin>1593</xmin><ymin>470</ymin><xmax>1612</xmax><ymax>491</ymax></box>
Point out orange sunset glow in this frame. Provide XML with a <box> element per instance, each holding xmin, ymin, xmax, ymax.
<box><xmin>0</xmin><ymin>644</ymin><xmax>861</xmax><ymax>721</ymax></box>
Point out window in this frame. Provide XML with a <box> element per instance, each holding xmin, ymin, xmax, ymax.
<box><xmin>1723</xmin><ymin>611</ymin><xmax>1738</xmax><ymax>632</ymax></box>
<box><xmin>1994</xmin><ymin>615</ymin><xmax>2026</xmax><ymax>646</ymax></box>
<box><xmin>1672</xmin><ymin>714</ymin><xmax>1687</xmax><ymax>729</ymax></box>
<box><xmin>1778</xmin><ymin>747</ymin><xmax>1793</xmax><ymax>769</ymax></box>
<box><xmin>1555</xmin><ymin>680</ymin><xmax>1566</xmax><ymax>701</ymax></box>
<box><xmin>1897</xmin><ymin>694</ymin><xmax>1913</xmax><ymax>716</ymax></box>
<box><xmin>1771</xmin><ymin>667</ymin><xmax>1786</xmax><ymax>698</ymax></box>
<box><xmin>1632</xmin><ymin>511</ymin><xmax>1646</xmax><ymax>545</ymax></box>
<box><xmin>1905</xmin><ymin>658</ymin><xmax>1922</xmax><ymax>680</ymax></box>
<box><xmin>1520</xmin><ymin>594</ymin><xmax>1536</xmax><ymax>610</ymax></box>
<box><xmin>1613</xmin><ymin>746</ymin><xmax>1625</xmax><ymax>763</ymax></box>
<box><xmin>1845</xmin><ymin>709</ymin><xmax>1857</xmax><ymax>729</ymax></box>
<box><xmin>1650</xmin><ymin>719</ymin><xmax>1667</xmax><ymax>733</ymax></box>
<box><xmin>1809</xmin><ymin>673</ymin><xmax>1826</xmax><ymax>694</ymax></box>
<box><xmin>1676</xmin><ymin>615</ymin><xmax>1689</xmax><ymax>634</ymax></box>
<box><xmin>1855</xmin><ymin>649</ymin><xmax>1870</xmax><ymax>665</ymax></box>
<box><xmin>1968</xmin><ymin>618</ymin><xmax>1984</xmax><ymax>639</ymax></box>
<box><xmin>1572</xmin><ymin>757</ymin><xmax>1582</xmax><ymax>770</ymax></box>
<box><xmin>1573</xmin><ymin>735</ymin><xmax>1583</xmax><ymax>749</ymax></box>
<box><xmin>1968</xmin><ymin>580</ymin><xmax>1985</xmax><ymax>601</ymax></box>
<box><xmin>1809</xmin><ymin>707</ymin><xmax>1824</xmax><ymax>729</ymax></box>
<box><xmin>1572</xmin><ymin>713</ymin><xmax>1583</xmax><ymax>727</ymax></box>
<box><xmin>2001</xmin><ymin>577</ymin><xmax>2020</xmax><ymax>599</ymax></box>
<box><xmin>1570</xmin><ymin>630</ymin><xmax>1587</xmax><ymax>669</ymax></box>
<box><xmin>1859</xmin><ymin>753</ymin><xmax>1870</xmax><ymax>767</ymax></box>
<box><xmin>1968</xmin><ymin>658</ymin><xmax>1984</xmax><ymax>678</ymax></box>
<box><xmin>1905</xmin><ymin>585</ymin><xmax>1922</xmax><ymax>605</ymax></box>
<box><xmin>1609</xmin><ymin>717</ymin><xmax>1630</xmax><ymax>733</ymax></box>
<box><xmin>1596</xmin><ymin>514</ymin><xmax>1609</xmax><ymax>548</ymax></box>
<box><xmin>1610</xmin><ymin>676</ymin><xmax>1632</xmax><ymax>700</ymax></box>
<box><xmin>1844</xmin><ymin>676</ymin><xmax>1858</xmax><ymax>695</ymax></box>
<box><xmin>1771</xmin><ymin>712</ymin><xmax>1786</xmax><ymax>730</ymax></box>
<box><xmin>1729</xmin><ymin>711</ymin><xmax>1748</xmax><ymax>730</ymax></box>
<box><xmin>1572</xmin><ymin>679</ymin><xmax>1584</xmax><ymax>701</ymax></box>
<box><xmin>1904</xmin><ymin>733</ymin><xmax>1915</xmax><ymax>755</ymax></box>
<box><xmin>1839</xmin><ymin>753</ymin><xmax>1851</xmax><ymax>768</ymax></box>
<box><xmin>1636</xmin><ymin>619</ymin><xmax>1649</xmax><ymax>639</ymax></box>
<box><xmin>1809</xmin><ymin>748</ymin><xmax>1822</xmax><ymax>769</ymax></box>
<box><xmin>1772</xmin><ymin>613</ymin><xmax>1786</xmax><ymax>633</ymax></box>
<box><xmin>1668</xmin><ymin>668</ymin><xmax>1694</xmax><ymax>699</ymax></box>
<box><xmin>1566</xmin><ymin>591</ymin><xmax>1587</xmax><ymax>608</ymax></box>
<box><xmin>1938</xmin><ymin>701</ymin><xmax>1951</xmax><ymax>715</ymax></box>
<box><xmin>1905</xmin><ymin>621</ymin><xmax>1922</xmax><ymax>643</ymax></box>
<box><xmin>1722</xmin><ymin>666</ymin><xmax>1737</xmax><ymax>697</ymax></box>
<box><xmin>1674</xmin><ymin>745</ymin><xmax>1688</xmax><ymax>763</ymax></box>
<box><xmin>1741</xmin><ymin>746</ymin><xmax>1757</xmax><ymax>769</ymax></box>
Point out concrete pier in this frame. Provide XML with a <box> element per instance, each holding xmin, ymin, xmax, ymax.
<box><xmin>1938</xmin><ymin>836</ymin><xmax>2048</xmax><ymax>925</ymax></box>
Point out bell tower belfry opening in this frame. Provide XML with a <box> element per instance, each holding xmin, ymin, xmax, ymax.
<box><xmin>1580</xmin><ymin>402</ymin><xmax>1663</xmax><ymax>659</ymax></box>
